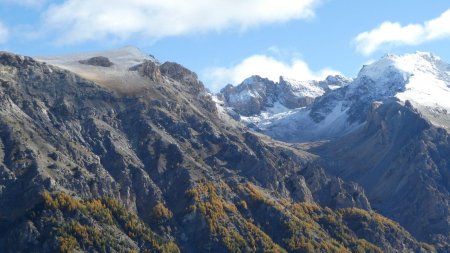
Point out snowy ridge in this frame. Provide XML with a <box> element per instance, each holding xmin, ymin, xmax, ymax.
<box><xmin>38</xmin><ymin>46</ymin><xmax>157</xmax><ymax>70</ymax></box>
<box><xmin>353</xmin><ymin>52</ymin><xmax>450</xmax><ymax>130</ymax></box>
<box><xmin>221</xmin><ymin>51</ymin><xmax>450</xmax><ymax>142</ymax></box>
<box><xmin>357</xmin><ymin>52</ymin><xmax>450</xmax><ymax>111</ymax></box>
<box><xmin>280</xmin><ymin>77</ymin><xmax>326</xmax><ymax>98</ymax></box>
<box><xmin>394</xmin><ymin>53</ymin><xmax>450</xmax><ymax>110</ymax></box>
<box><xmin>37</xmin><ymin>46</ymin><xmax>159</xmax><ymax>94</ymax></box>
<box><xmin>219</xmin><ymin>74</ymin><xmax>349</xmax><ymax>117</ymax></box>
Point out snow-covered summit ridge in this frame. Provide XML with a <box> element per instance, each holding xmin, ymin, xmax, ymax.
<box><xmin>219</xmin><ymin>74</ymin><xmax>350</xmax><ymax>116</ymax></box>
<box><xmin>306</xmin><ymin>51</ymin><xmax>450</xmax><ymax>136</ymax></box>
<box><xmin>38</xmin><ymin>46</ymin><xmax>157</xmax><ymax>70</ymax></box>
<box><xmin>37</xmin><ymin>46</ymin><xmax>161</xmax><ymax>94</ymax></box>
<box><xmin>355</xmin><ymin>51</ymin><xmax>450</xmax><ymax>111</ymax></box>
<box><xmin>279</xmin><ymin>76</ymin><xmax>326</xmax><ymax>98</ymax></box>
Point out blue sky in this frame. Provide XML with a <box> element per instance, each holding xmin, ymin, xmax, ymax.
<box><xmin>1</xmin><ymin>0</ymin><xmax>449</xmax><ymax>92</ymax></box>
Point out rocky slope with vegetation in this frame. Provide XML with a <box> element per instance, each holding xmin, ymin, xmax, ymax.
<box><xmin>0</xmin><ymin>48</ymin><xmax>438</xmax><ymax>252</ymax></box>
<box><xmin>311</xmin><ymin>99</ymin><xmax>450</xmax><ymax>250</ymax></box>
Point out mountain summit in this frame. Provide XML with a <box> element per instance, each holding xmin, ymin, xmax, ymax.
<box><xmin>356</xmin><ymin>52</ymin><xmax>450</xmax><ymax>129</ymax></box>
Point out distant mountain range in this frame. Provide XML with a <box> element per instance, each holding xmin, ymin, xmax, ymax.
<box><xmin>0</xmin><ymin>47</ymin><xmax>447</xmax><ymax>252</ymax></box>
<box><xmin>219</xmin><ymin>51</ymin><xmax>450</xmax><ymax>250</ymax></box>
<box><xmin>219</xmin><ymin>52</ymin><xmax>450</xmax><ymax>142</ymax></box>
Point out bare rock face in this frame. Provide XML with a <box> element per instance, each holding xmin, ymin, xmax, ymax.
<box><xmin>160</xmin><ymin>62</ymin><xmax>204</xmax><ymax>94</ymax></box>
<box><xmin>277</xmin><ymin>77</ymin><xmax>317</xmax><ymax>109</ymax></box>
<box><xmin>79</xmin><ymin>56</ymin><xmax>113</xmax><ymax>67</ymax></box>
<box><xmin>302</xmin><ymin>165</ymin><xmax>372</xmax><ymax>210</ymax></box>
<box><xmin>129</xmin><ymin>60</ymin><xmax>162</xmax><ymax>82</ymax></box>
<box><xmin>220</xmin><ymin>76</ymin><xmax>277</xmax><ymax>116</ymax></box>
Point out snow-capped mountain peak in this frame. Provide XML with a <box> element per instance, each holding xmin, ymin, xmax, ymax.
<box><xmin>349</xmin><ymin>52</ymin><xmax>450</xmax><ymax>130</ymax></box>
<box><xmin>221</xmin><ymin>52</ymin><xmax>450</xmax><ymax>142</ymax></box>
<box><xmin>394</xmin><ymin>52</ymin><xmax>449</xmax><ymax>109</ymax></box>
<box><xmin>356</xmin><ymin>52</ymin><xmax>450</xmax><ymax>109</ymax></box>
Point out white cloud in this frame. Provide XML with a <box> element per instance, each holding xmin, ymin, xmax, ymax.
<box><xmin>203</xmin><ymin>54</ymin><xmax>340</xmax><ymax>92</ymax></box>
<box><xmin>41</xmin><ymin>0</ymin><xmax>320</xmax><ymax>44</ymax></box>
<box><xmin>0</xmin><ymin>22</ymin><xmax>9</xmax><ymax>44</ymax></box>
<box><xmin>354</xmin><ymin>9</ymin><xmax>450</xmax><ymax>55</ymax></box>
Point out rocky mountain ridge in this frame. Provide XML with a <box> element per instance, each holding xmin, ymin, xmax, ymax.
<box><xmin>0</xmin><ymin>48</ymin><xmax>436</xmax><ymax>252</ymax></box>
<box><xmin>218</xmin><ymin>74</ymin><xmax>350</xmax><ymax>117</ymax></box>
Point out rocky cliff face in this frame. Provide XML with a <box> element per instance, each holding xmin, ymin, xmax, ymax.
<box><xmin>311</xmin><ymin>99</ymin><xmax>450</xmax><ymax>250</ymax></box>
<box><xmin>0</xmin><ymin>49</ymin><xmax>434</xmax><ymax>252</ymax></box>
<box><xmin>219</xmin><ymin>76</ymin><xmax>278</xmax><ymax>116</ymax></box>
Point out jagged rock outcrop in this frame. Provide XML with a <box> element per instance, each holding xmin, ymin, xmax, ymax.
<box><xmin>276</xmin><ymin>77</ymin><xmax>317</xmax><ymax>109</ymax></box>
<box><xmin>129</xmin><ymin>60</ymin><xmax>162</xmax><ymax>82</ymax></box>
<box><xmin>219</xmin><ymin>75</ymin><xmax>350</xmax><ymax>117</ymax></box>
<box><xmin>220</xmin><ymin>76</ymin><xmax>277</xmax><ymax>116</ymax></box>
<box><xmin>160</xmin><ymin>62</ymin><xmax>204</xmax><ymax>94</ymax></box>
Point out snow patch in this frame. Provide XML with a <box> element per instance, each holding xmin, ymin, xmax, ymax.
<box><xmin>281</xmin><ymin>77</ymin><xmax>326</xmax><ymax>98</ymax></box>
<box><xmin>263</xmin><ymin>101</ymin><xmax>362</xmax><ymax>142</ymax></box>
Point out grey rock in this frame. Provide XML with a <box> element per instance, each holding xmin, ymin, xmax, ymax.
<box><xmin>79</xmin><ymin>56</ymin><xmax>113</xmax><ymax>67</ymax></box>
<box><xmin>129</xmin><ymin>60</ymin><xmax>162</xmax><ymax>82</ymax></box>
